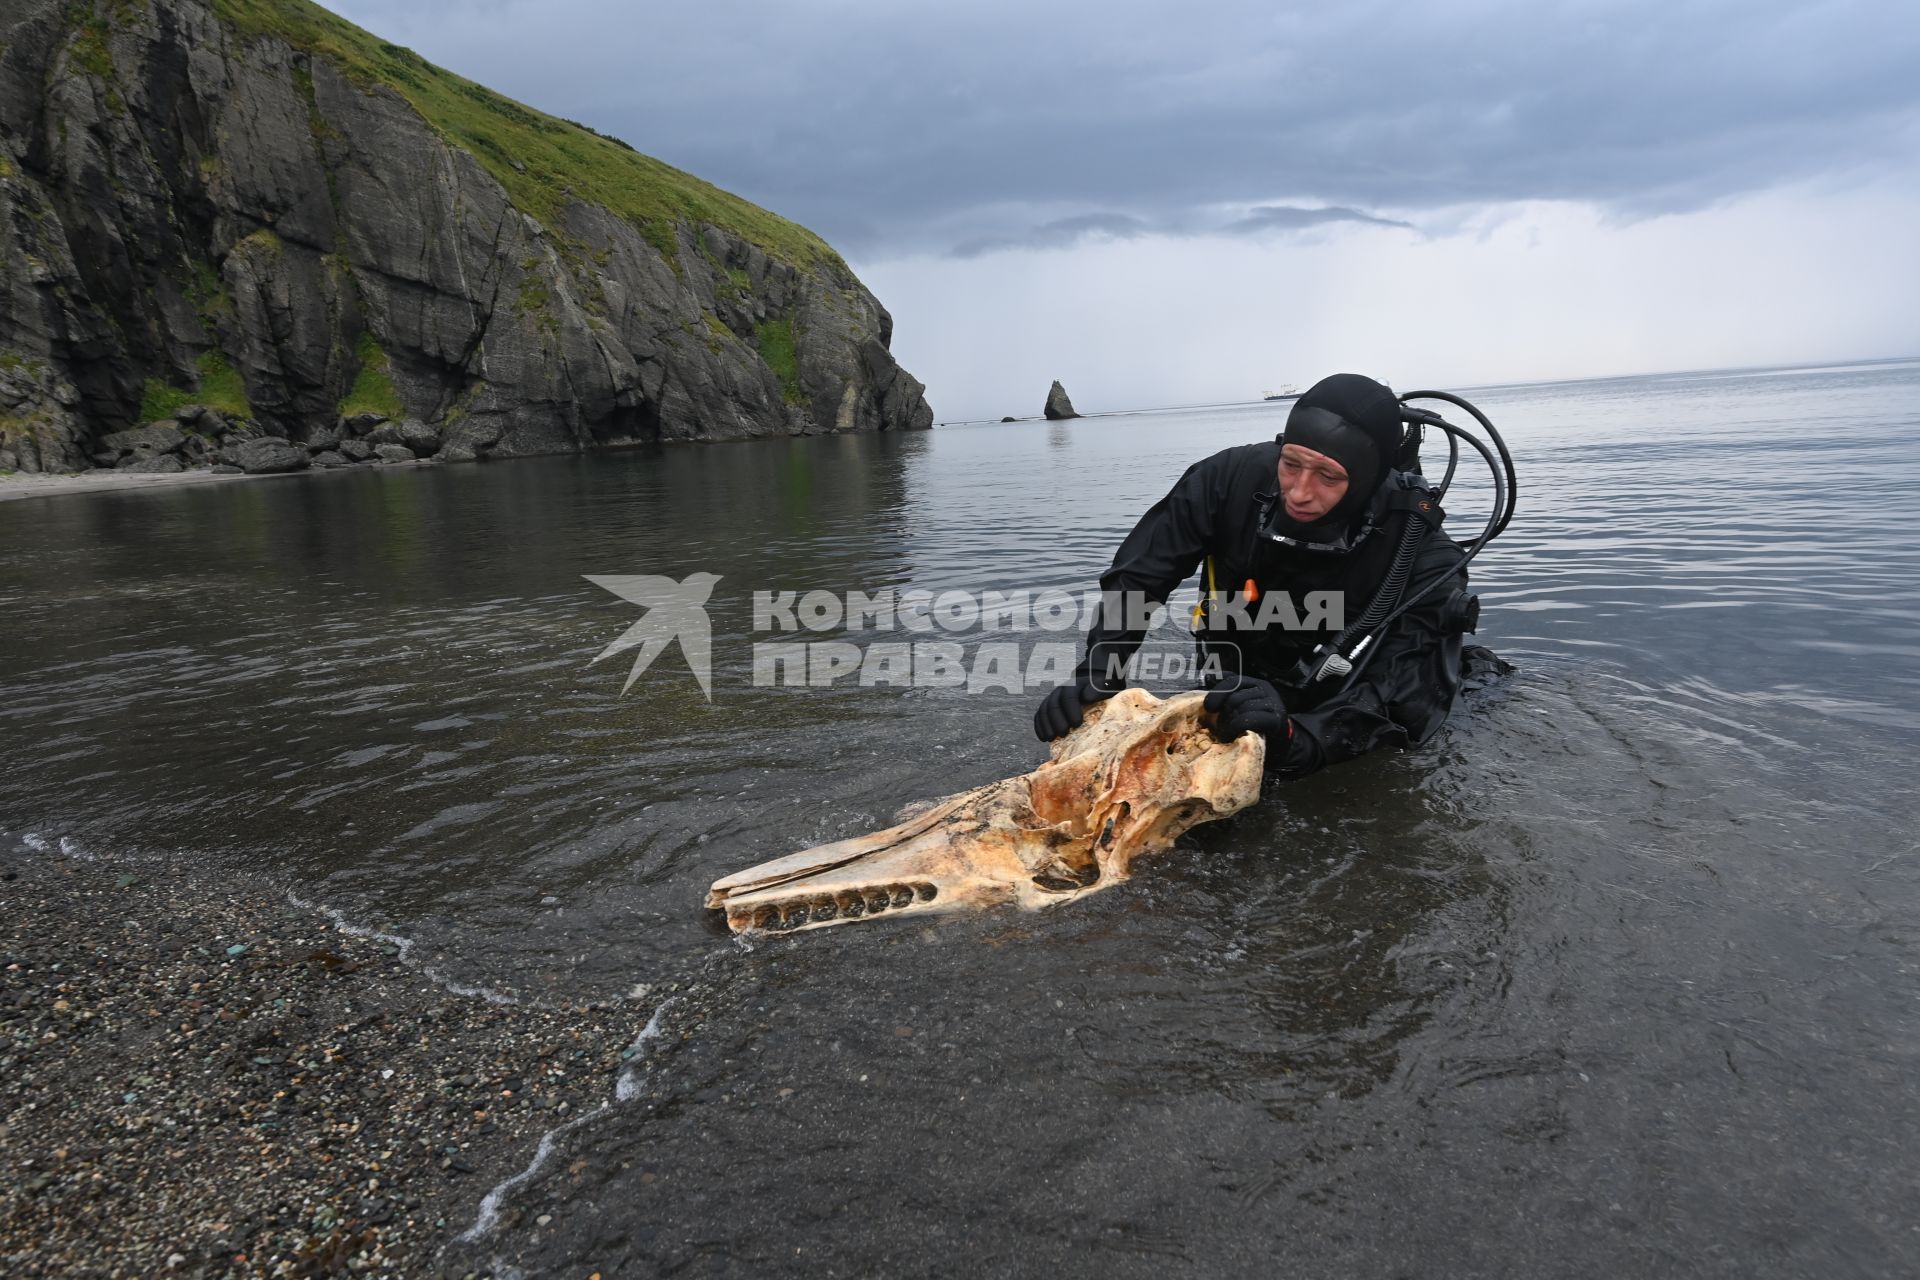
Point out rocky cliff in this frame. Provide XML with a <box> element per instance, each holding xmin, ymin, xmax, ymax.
<box><xmin>0</xmin><ymin>0</ymin><xmax>932</xmax><ymax>474</ymax></box>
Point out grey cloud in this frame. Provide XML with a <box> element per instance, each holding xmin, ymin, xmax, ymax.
<box><xmin>333</xmin><ymin>0</ymin><xmax>1920</xmax><ymax>257</ymax></box>
<box><xmin>944</xmin><ymin>205</ymin><xmax>1412</xmax><ymax>257</ymax></box>
<box><xmin>1223</xmin><ymin>206</ymin><xmax>1415</xmax><ymax>236</ymax></box>
<box><xmin>948</xmin><ymin>212</ymin><xmax>1154</xmax><ymax>258</ymax></box>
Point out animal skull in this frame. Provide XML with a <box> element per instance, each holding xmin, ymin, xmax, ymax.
<box><xmin>706</xmin><ymin>689</ymin><xmax>1265</xmax><ymax>933</ymax></box>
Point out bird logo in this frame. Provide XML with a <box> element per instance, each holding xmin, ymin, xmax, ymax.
<box><xmin>584</xmin><ymin>572</ymin><xmax>723</xmax><ymax>700</ymax></box>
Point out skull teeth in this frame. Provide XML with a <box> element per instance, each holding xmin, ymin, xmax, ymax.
<box><xmin>733</xmin><ymin>881</ymin><xmax>944</xmax><ymax>932</ymax></box>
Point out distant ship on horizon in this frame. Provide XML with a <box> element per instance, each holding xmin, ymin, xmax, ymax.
<box><xmin>1262</xmin><ymin>385</ymin><xmax>1300</xmax><ymax>401</ymax></box>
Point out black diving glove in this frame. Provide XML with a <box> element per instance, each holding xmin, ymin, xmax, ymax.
<box><xmin>1203</xmin><ymin>675</ymin><xmax>1289</xmax><ymax>744</ymax></box>
<box><xmin>1034</xmin><ymin>677</ymin><xmax>1119</xmax><ymax>742</ymax></box>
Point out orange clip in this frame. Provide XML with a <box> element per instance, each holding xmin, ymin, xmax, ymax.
<box><xmin>1243</xmin><ymin>578</ymin><xmax>1260</xmax><ymax>602</ymax></box>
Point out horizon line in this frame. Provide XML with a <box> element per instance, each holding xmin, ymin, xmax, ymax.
<box><xmin>931</xmin><ymin>351</ymin><xmax>1920</xmax><ymax>427</ymax></box>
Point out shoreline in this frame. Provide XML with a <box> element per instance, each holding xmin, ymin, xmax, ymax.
<box><xmin>0</xmin><ymin>839</ymin><xmax>670</xmax><ymax>1277</ymax></box>
<box><xmin>0</xmin><ymin>424</ymin><xmax>901</xmax><ymax>504</ymax></box>
<box><xmin>0</xmin><ymin>460</ymin><xmax>446</xmax><ymax>504</ymax></box>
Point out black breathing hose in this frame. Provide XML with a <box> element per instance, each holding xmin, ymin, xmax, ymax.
<box><xmin>1317</xmin><ymin>505</ymin><xmax>1428</xmax><ymax>667</ymax></box>
<box><xmin>1438</xmin><ymin>426</ymin><xmax>1461</xmax><ymax>494</ymax></box>
<box><xmin>1320</xmin><ymin>391</ymin><xmax>1516</xmax><ymax>690</ymax></box>
<box><xmin>1400</xmin><ymin>389</ymin><xmax>1518</xmax><ymax>539</ymax></box>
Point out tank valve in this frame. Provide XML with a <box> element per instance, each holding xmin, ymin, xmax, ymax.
<box><xmin>1440</xmin><ymin>589</ymin><xmax>1481</xmax><ymax>635</ymax></box>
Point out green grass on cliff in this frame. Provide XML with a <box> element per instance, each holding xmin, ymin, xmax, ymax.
<box><xmin>139</xmin><ymin>351</ymin><xmax>255</xmax><ymax>422</ymax></box>
<box><xmin>71</xmin><ymin>13</ymin><xmax>127</xmax><ymax>112</ymax></box>
<box><xmin>211</xmin><ymin>0</ymin><xmax>841</xmax><ymax>270</ymax></box>
<box><xmin>338</xmin><ymin>332</ymin><xmax>402</xmax><ymax>419</ymax></box>
<box><xmin>755</xmin><ymin>319</ymin><xmax>805</xmax><ymax>406</ymax></box>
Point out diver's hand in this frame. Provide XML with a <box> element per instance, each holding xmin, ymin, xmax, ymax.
<box><xmin>1034</xmin><ymin>678</ymin><xmax>1118</xmax><ymax>741</ymax></box>
<box><xmin>1203</xmin><ymin>675</ymin><xmax>1289</xmax><ymax>743</ymax></box>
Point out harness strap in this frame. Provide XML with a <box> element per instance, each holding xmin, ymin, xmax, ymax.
<box><xmin>1191</xmin><ymin>555</ymin><xmax>1219</xmax><ymax>627</ymax></box>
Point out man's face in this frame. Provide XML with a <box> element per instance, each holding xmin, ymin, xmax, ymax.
<box><xmin>1278</xmin><ymin>443</ymin><xmax>1350</xmax><ymax>523</ymax></box>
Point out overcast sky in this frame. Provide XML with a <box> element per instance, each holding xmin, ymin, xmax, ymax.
<box><xmin>334</xmin><ymin>0</ymin><xmax>1920</xmax><ymax>418</ymax></box>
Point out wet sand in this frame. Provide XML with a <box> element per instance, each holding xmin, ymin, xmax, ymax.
<box><xmin>0</xmin><ymin>460</ymin><xmax>442</xmax><ymax>504</ymax></box>
<box><xmin>0</xmin><ymin>469</ymin><xmax>268</xmax><ymax>503</ymax></box>
<box><xmin>0</xmin><ymin>842</ymin><xmax>669</xmax><ymax>1278</ymax></box>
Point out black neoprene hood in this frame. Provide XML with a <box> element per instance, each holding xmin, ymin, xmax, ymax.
<box><xmin>1278</xmin><ymin>373</ymin><xmax>1402</xmax><ymax>499</ymax></box>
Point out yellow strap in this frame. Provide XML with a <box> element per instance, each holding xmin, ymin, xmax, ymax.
<box><xmin>1191</xmin><ymin>555</ymin><xmax>1218</xmax><ymax>626</ymax></box>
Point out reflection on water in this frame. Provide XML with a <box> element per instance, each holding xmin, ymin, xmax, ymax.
<box><xmin>3</xmin><ymin>358</ymin><xmax>1919</xmax><ymax>1273</ymax></box>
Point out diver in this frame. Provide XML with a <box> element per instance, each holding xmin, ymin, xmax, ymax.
<box><xmin>1032</xmin><ymin>373</ymin><xmax>1510</xmax><ymax>778</ymax></box>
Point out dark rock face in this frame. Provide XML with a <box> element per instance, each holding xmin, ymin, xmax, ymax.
<box><xmin>0</xmin><ymin>0</ymin><xmax>933</xmax><ymax>474</ymax></box>
<box><xmin>0</xmin><ymin>357</ymin><xmax>86</xmax><ymax>472</ymax></box>
<box><xmin>231</xmin><ymin>438</ymin><xmax>308</xmax><ymax>474</ymax></box>
<box><xmin>100</xmin><ymin>423</ymin><xmax>187</xmax><ymax>456</ymax></box>
<box><xmin>1044</xmin><ymin>381</ymin><xmax>1079</xmax><ymax>420</ymax></box>
<box><xmin>395</xmin><ymin>420</ymin><xmax>439</xmax><ymax>456</ymax></box>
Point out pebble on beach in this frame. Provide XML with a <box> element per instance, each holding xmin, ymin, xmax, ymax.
<box><xmin>0</xmin><ymin>844</ymin><xmax>655</xmax><ymax>1278</ymax></box>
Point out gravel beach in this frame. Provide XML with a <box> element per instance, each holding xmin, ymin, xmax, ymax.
<box><xmin>0</xmin><ymin>468</ymin><xmax>263</xmax><ymax>503</ymax></box>
<box><xmin>0</xmin><ymin>460</ymin><xmax>440</xmax><ymax>504</ymax></box>
<box><xmin>0</xmin><ymin>839</ymin><xmax>668</xmax><ymax>1278</ymax></box>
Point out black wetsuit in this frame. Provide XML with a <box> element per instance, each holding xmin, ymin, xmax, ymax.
<box><xmin>1079</xmin><ymin>440</ymin><xmax>1473</xmax><ymax>780</ymax></box>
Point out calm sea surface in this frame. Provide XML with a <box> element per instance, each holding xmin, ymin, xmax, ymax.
<box><xmin>4</xmin><ymin>359</ymin><xmax>1919</xmax><ymax>1275</ymax></box>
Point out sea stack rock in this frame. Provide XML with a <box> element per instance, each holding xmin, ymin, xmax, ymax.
<box><xmin>1044</xmin><ymin>381</ymin><xmax>1080</xmax><ymax>420</ymax></box>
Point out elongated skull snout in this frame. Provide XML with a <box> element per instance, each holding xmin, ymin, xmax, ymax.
<box><xmin>706</xmin><ymin>690</ymin><xmax>1264</xmax><ymax>934</ymax></box>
